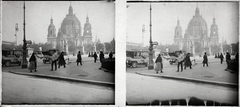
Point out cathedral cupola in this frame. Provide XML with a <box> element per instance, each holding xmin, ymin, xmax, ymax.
<box><xmin>69</xmin><ymin>3</ymin><xmax>73</xmax><ymax>15</ymax></box>
<box><xmin>174</xmin><ymin>19</ymin><xmax>183</xmax><ymax>38</ymax></box>
<box><xmin>47</xmin><ymin>17</ymin><xmax>56</xmax><ymax>37</ymax></box>
<box><xmin>210</xmin><ymin>16</ymin><xmax>219</xmax><ymax>37</ymax></box>
<box><xmin>195</xmin><ymin>5</ymin><xmax>200</xmax><ymax>16</ymax></box>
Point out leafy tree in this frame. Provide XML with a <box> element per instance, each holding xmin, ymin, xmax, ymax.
<box><xmin>104</xmin><ymin>42</ymin><xmax>112</xmax><ymax>52</ymax></box>
<box><xmin>96</xmin><ymin>43</ymin><xmax>104</xmax><ymax>51</ymax></box>
<box><xmin>84</xmin><ymin>44</ymin><xmax>93</xmax><ymax>53</ymax></box>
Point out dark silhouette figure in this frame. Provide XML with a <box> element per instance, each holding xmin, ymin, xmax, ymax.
<box><xmin>77</xmin><ymin>51</ymin><xmax>82</xmax><ymax>66</ymax></box>
<box><xmin>203</xmin><ymin>52</ymin><xmax>208</xmax><ymax>67</ymax></box>
<box><xmin>94</xmin><ymin>52</ymin><xmax>98</xmax><ymax>63</ymax></box>
<box><xmin>225</xmin><ymin>52</ymin><xmax>231</xmax><ymax>69</ymax></box>
<box><xmin>109</xmin><ymin>51</ymin><xmax>113</xmax><ymax>59</ymax></box>
<box><xmin>29</xmin><ymin>53</ymin><xmax>37</xmax><ymax>72</ymax></box>
<box><xmin>219</xmin><ymin>53</ymin><xmax>224</xmax><ymax>64</ymax></box>
<box><xmin>58</xmin><ymin>52</ymin><xmax>66</xmax><ymax>68</ymax></box>
<box><xmin>155</xmin><ymin>54</ymin><xmax>163</xmax><ymax>73</ymax></box>
<box><xmin>100</xmin><ymin>51</ymin><xmax>105</xmax><ymax>63</ymax></box>
<box><xmin>184</xmin><ymin>53</ymin><xmax>192</xmax><ymax>69</ymax></box>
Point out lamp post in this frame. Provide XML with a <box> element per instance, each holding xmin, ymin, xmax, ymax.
<box><xmin>148</xmin><ymin>3</ymin><xmax>154</xmax><ymax>70</ymax></box>
<box><xmin>22</xmin><ymin>1</ymin><xmax>28</xmax><ymax>68</ymax></box>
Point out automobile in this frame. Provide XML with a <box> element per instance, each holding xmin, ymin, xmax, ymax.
<box><xmin>126</xmin><ymin>50</ymin><xmax>148</xmax><ymax>68</ymax></box>
<box><xmin>2</xmin><ymin>50</ymin><xmax>22</xmax><ymax>67</ymax></box>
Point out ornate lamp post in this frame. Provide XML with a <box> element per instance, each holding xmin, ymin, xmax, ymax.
<box><xmin>148</xmin><ymin>3</ymin><xmax>154</xmax><ymax>70</ymax></box>
<box><xmin>22</xmin><ymin>1</ymin><xmax>28</xmax><ymax>68</ymax></box>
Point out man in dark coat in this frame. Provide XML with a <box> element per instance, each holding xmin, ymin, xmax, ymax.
<box><xmin>219</xmin><ymin>53</ymin><xmax>224</xmax><ymax>64</ymax></box>
<box><xmin>77</xmin><ymin>51</ymin><xmax>82</xmax><ymax>66</ymax></box>
<box><xmin>93</xmin><ymin>52</ymin><xmax>98</xmax><ymax>63</ymax></box>
<box><xmin>100</xmin><ymin>51</ymin><xmax>105</xmax><ymax>63</ymax></box>
<box><xmin>109</xmin><ymin>51</ymin><xmax>113</xmax><ymax>59</ymax></box>
<box><xmin>225</xmin><ymin>52</ymin><xmax>231</xmax><ymax>70</ymax></box>
<box><xmin>184</xmin><ymin>53</ymin><xmax>192</xmax><ymax>69</ymax></box>
<box><xmin>58</xmin><ymin>52</ymin><xmax>66</xmax><ymax>68</ymax></box>
<box><xmin>203</xmin><ymin>52</ymin><xmax>208</xmax><ymax>67</ymax></box>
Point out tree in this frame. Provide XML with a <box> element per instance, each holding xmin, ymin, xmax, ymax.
<box><xmin>104</xmin><ymin>42</ymin><xmax>112</xmax><ymax>52</ymax></box>
<box><xmin>231</xmin><ymin>42</ymin><xmax>239</xmax><ymax>54</ymax></box>
<box><xmin>110</xmin><ymin>38</ymin><xmax>115</xmax><ymax>51</ymax></box>
<box><xmin>84</xmin><ymin>44</ymin><xmax>93</xmax><ymax>53</ymax></box>
<box><xmin>96</xmin><ymin>43</ymin><xmax>104</xmax><ymax>51</ymax></box>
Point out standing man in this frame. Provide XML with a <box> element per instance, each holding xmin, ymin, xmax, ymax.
<box><xmin>219</xmin><ymin>53</ymin><xmax>224</xmax><ymax>64</ymax></box>
<box><xmin>225</xmin><ymin>52</ymin><xmax>231</xmax><ymax>70</ymax></box>
<box><xmin>184</xmin><ymin>53</ymin><xmax>192</xmax><ymax>69</ymax></box>
<box><xmin>177</xmin><ymin>51</ymin><xmax>184</xmax><ymax>72</ymax></box>
<box><xmin>51</xmin><ymin>50</ymin><xmax>58</xmax><ymax>71</ymax></box>
<box><xmin>100</xmin><ymin>51</ymin><xmax>105</xmax><ymax>63</ymax></box>
<box><xmin>202</xmin><ymin>52</ymin><xmax>209</xmax><ymax>67</ymax></box>
<box><xmin>77</xmin><ymin>51</ymin><xmax>82</xmax><ymax>66</ymax></box>
<box><xmin>93</xmin><ymin>52</ymin><xmax>98</xmax><ymax>63</ymax></box>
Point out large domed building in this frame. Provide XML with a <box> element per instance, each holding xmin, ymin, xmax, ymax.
<box><xmin>47</xmin><ymin>4</ymin><xmax>93</xmax><ymax>54</ymax></box>
<box><xmin>174</xmin><ymin>6</ymin><xmax>219</xmax><ymax>55</ymax></box>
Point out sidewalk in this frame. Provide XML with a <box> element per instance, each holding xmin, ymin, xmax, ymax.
<box><xmin>134</xmin><ymin>60</ymin><xmax>238</xmax><ymax>87</ymax></box>
<box><xmin>8</xmin><ymin>60</ymin><xmax>114</xmax><ymax>87</ymax></box>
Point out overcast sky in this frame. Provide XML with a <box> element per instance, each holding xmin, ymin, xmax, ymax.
<box><xmin>127</xmin><ymin>2</ymin><xmax>239</xmax><ymax>46</ymax></box>
<box><xmin>2</xmin><ymin>1</ymin><xmax>115</xmax><ymax>45</ymax></box>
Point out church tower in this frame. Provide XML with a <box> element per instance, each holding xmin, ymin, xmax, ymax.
<box><xmin>47</xmin><ymin>17</ymin><xmax>57</xmax><ymax>48</ymax></box>
<box><xmin>83</xmin><ymin>15</ymin><xmax>93</xmax><ymax>44</ymax></box>
<box><xmin>210</xmin><ymin>16</ymin><xmax>219</xmax><ymax>46</ymax></box>
<box><xmin>174</xmin><ymin>19</ymin><xmax>183</xmax><ymax>50</ymax></box>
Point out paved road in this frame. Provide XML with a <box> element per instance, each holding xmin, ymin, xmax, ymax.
<box><xmin>126</xmin><ymin>73</ymin><xmax>238</xmax><ymax>105</ymax></box>
<box><xmin>2</xmin><ymin>72</ymin><xmax>114</xmax><ymax>104</ymax></box>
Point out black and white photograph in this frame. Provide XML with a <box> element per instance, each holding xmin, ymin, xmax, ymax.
<box><xmin>126</xmin><ymin>2</ymin><xmax>239</xmax><ymax>106</ymax></box>
<box><xmin>2</xmin><ymin>1</ymin><xmax>115</xmax><ymax>104</ymax></box>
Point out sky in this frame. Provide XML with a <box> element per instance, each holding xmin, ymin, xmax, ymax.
<box><xmin>127</xmin><ymin>2</ymin><xmax>239</xmax><ymax>46</ymax></box>
<box><xmin>2</xmin><ymin>1</ymin><xmax>115</xmax><ymax>45</ymax></box>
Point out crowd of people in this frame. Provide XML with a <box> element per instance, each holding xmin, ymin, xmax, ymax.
<box><xmin>154</xmin><ymin>51</ymin><xmax>209</xmax><ymax>74</ymax></box>
<box><xmin>28</xmin><ymin>50</ymin><xmax>114</xmax><ymax>72</ymax></box>
<box><xmin>154</xmin><ymin>51</ymin><xmax>239</xmax><ymax>74</ymax></box>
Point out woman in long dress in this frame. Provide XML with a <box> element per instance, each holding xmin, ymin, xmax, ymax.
<box><xmin>58</xmin><ymin>52</ymin><xmax>66</xmax><ymax>68</ymax></box>
<box><xmin>29</xmin><ymin>53</ymin><xmax>37</xmax><ymax>72</ymax></box>
<box><xmin>184</xmin><ymin>53</ymin><xmax>192</xmax><ymax>69</ymax></box>
<box><xmin>155</xmin><ymin>54</ymin><xmax>163</xmax><ymax>73</ymax></box>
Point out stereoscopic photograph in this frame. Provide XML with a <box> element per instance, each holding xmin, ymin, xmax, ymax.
<box><xmin>126</xmin><ymin>2</ymin><xmax>239</xmax><ymax>106</ymax></box>
<box><xmin>2</xmin><ymin>1</ymin><xmax>115</xmax><ymax>104</ymax></box>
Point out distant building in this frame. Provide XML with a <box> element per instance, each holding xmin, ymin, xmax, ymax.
<box><xmin>174</xmin><ymin>6</ymin><xmax>219</xmax><ymax>54</ymax></box>
<box><xmin>47</xmin><ymin>4</ymin><xmax>93</xmax><ymax>54</ymax></box>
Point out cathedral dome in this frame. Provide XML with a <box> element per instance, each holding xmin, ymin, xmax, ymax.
<box><xmin>186</xmin><ymin>6</ymin><xmax>208</xmax><ymax>38</ymax></box>
<box><xmin>60</xmin><ymin>5</ymin><xmax>81</xmax><ymax>36</ymax></box>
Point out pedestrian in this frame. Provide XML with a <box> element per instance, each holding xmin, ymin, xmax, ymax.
<box><xmin>109</xmin><ymin>51</ymin><xmax>113</xmax><ymax>59</ymax></box>
<box><xmin>155</xmin><ymin>54</ymin><xmax>163</xmax><ymax>73</ymax></box>
<box><xmin>202</xmin><ymin>52</ymin><xmax>209</xmax><ymax>67</ymax></box>
<box><xmin>76</xmin><ymin>51</ymin><xmax>82</xmax><ymax>66</ymax></box>
<box><xmin>184</xmin><ymin>53</ymin><xmax>192</xmax><ymax>69</ymax></box>
<box><xmin>225</xmin><ymin>52</ymin><xmax>231</xmax><ymax>70</ymax></box>
<box><xmin>94</xmin><ymin>52</ymin><xmax>98</xmax><ymax>63</ymax></box>
<box><xmin>219</xmin><ymin>53</ymin><xmax>224</xmax><ymax>64</ymax></box>
<box><xmin>58</xmin><ymin>52</ymin><xmax>66</xmax><ymax>68</ymax></box>
<box><xmin>100</xmin><ymin>51</ymin><xmax>105</xmax><ymax>63</ymax></box>
<box><xmin>29</xmin><ymin>53</ymin><xmax>37</xmax><ymax>72</ymax></box>
<box><xmin>177</xmin><ymin>51</ymin><xmax>184</xmax><ymax>72</ymax></box>
<box><xmin>51</xmin><ymin>50</ymin><xmax>58</xmax><ymax>71</ymax></box>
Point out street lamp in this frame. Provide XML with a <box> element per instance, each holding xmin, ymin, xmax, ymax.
<box><xmin>22</xmin><ymin>1</ymin><xmax>27</xmax><ymax>68</ymax></box>
<box><xmin>148</xmin><ymin>3</ymin><xmax>158</xmax><ymax>70</ymax></box>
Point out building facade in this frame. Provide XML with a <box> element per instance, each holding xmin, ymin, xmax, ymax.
<box><xmin>174</xmin><ymin>6</ymin><xmax>219</xmax><ymax>55</ymax></box>
<box><xmin>47</xmin><ymin>4</ymin><xmax>93</xmax><ymax>54</ymax></box>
